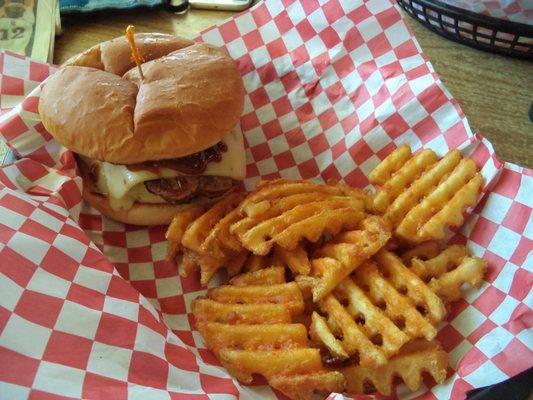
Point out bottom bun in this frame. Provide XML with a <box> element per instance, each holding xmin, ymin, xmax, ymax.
<box><xmin>82</xmin><ymin>184</ymin><xmax>192</xmax><ymax>226</ymax></box>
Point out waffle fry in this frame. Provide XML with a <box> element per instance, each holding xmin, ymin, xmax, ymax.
<box><xmin>182</xmin><ymin>247</ymin><xmax>247</xmax><ymax>286</ymax></box>
<box><xmin>308</xmin><ymin>216</ymin><xmax>391</xmax><ymax>301</ymax></box>
<box><xmin>401</xmin><ymin>241</ymin><xmax>440</xmax><ymax>264</ymax></box>
<box><xmin>165</xmin><ymin>204</ymin><xmax>206</xmax><ymax>259</ymax></box>
<box><xmin>374</xmin><ymin>250</ymin><xmax>447</xmax><ymax>324</ymax></box>
<box><xmin>171</xmin><ymin>165</ymin><xmax>490</xmax><ymax>398</ymax></box>
<box><xmin>406</xmin><ymin>245</ymin><xmax>487</xmax><ymax>302</ymax></box>
<box><xmin>310</xmin><ymin>259</ymin><xmax>438</xmax><ymax>364</ymax></box>
<box><xmin>182</xmin><ymin>192</ymin><xmax>244</xmax><ymax>253</ymax></box>
<box><xmin>230</xmin><ymin>179</ymin><xmax>367</xmax><ymax>255</ymax></box>
<box><xmin>230</xmin><ymin>266</ymin><xmax>286</xmax><ymax>286</ymax></box>
<box><xmin>370</xmin><ymin>146</ymin><xmax>483</xmax><ymax>243</ymax></box>
<box><xmin>208</xmin><ymin>282</ymin><xmax>304</xmax><ymax>314</ymax></box>
<box><xmin>341</xmin><ymin>339</ymin><xmax>449</xmax><ymax>395</ymax></box>
<box><xmin>178</xmin><ymin>193</ymin><xmax>247</xmax><ymax>285</ymax></box>
<box><xmin>274</xmin><ymin>244</ymin><xmax>312</xmax><ymax>275</ymax></box>
<box><xmin>193</xmin><ymin>268</ymin><xmax>345</xmax><ymax>400</ymax></box>
<box><xmin>269</xmin><ymin>371</ymin><xmax>347</xmax><ymax>400</ymax></box>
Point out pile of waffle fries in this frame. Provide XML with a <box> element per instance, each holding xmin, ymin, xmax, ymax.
<box><xmin>166</xmin><ymin>145</ymin><xmax>488</xmax><ymax>399</ymax></box>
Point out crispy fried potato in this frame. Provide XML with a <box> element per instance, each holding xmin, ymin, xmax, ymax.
<box><xmin>192</xmin><ymin>299</ymin><xmax>291</xmax><ymax>325</ymax></box>
<box><xmin>202</xmin><ymin>207</ymin><xmax>243</xmax><ymax>256</ymax></box>
<box><xmin>401</xmin><ymin>241</ymin><xmax>440</xmax><ymax>265</ymax></box>
<box><xmin>374</xmin><ymin>250</ymin><xmax>447</xmax><ymax>324</ymax></box>
<box><xmin>409</xmin><ymin>245</ymin><xmax>487</xmax><ymax>302</ymax></box>
<box><xmin>370</xmin><ymin>147</ymin><xmax>483</xmax><ymax>243</ymax></box>
<box><xmin>372</xmin><ymin>149</ymin><xmax>438</xmax><ymax>214</ymax></box>
<box><xmin>230</xmin><ymin>179</ymin><xmax>367</xmax><ymax>255</ymax></box>
<box><xmin>236</xmin><ymin>199</ymin><xmax>364</xmax><ymax>255</ymax></box>
<box><xmin>274</xmin><ymin>244</ymin><xmax>311</xmax><ymax>275</ymax></box>
<box><xmin>178</xmin><ymin>193</ymin><xmax>247</xmax><ymax>285</ymax></box>
<box><xmin>270</xmin><ymin>371</ymin><xmax>345</xmax><ymax>400</ymax></box>
<box><xmin>193</xmin><ymin>268</ymin><xmax>342</xmax><ymax>400</ymax></box>
<box><xmin>313</xmin><ymin>296</ymin><xmax>388</xmax><ymax>368</ymax></box>
<box><xmin>208</xmin><ymin>282</ymin><xmax>304</xmax><ymax>315</ymax></box>
<box><xmin>220</xmin><ymin>348</ymin><xmax>324</xmax><ymax>382</ymax></box>
<box><xmin>165</xmin><ymin>204</ymin><xmax>206</xmax><ymax>259</ymax></box>
<box><xmin>182</xmin><ymin>192</ymin><xmax>244</xmax><ymax>253</ymax></box>
<box><xmin>341</xmin><ymin>339</ymin><xmax>448</xmax><ymax>395</ymax></box>
<box><xmin>369</xmin><ymin>144</ymin><xmax>412</xmax><ymax>185</ymax></box>
<box><xmin>230</xmin><ymin>266</ymin><xmax>286</xmax><ymax>286</ymax></box>
<box><xmin>354</xmin><ymin>261</ymin><xmax>438</xmax><ymax>341</ymax></box>
<box><xmin>239</xmin><ymin>179</ymin><xmax>367</xmax><ymax>212</ymax></box>
<box><xmin>199</xmin><ymin>322</ymin><xmax>309</xmax><ymax>356</ymax></box>
<box><xmin>428</xmin><ymin>257</ymin><xmax>486</xmax><ymax>302</ymax></box>
<box><xmin>309</xmin><ymin>216</ymin><xmax>391</xmax><ymax>301</ymax></box>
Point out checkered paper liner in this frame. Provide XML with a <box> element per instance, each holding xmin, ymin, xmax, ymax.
<box><xmin>0</xmin><ymin>0</ymin><xmax>531</xmax><ymax>399</ymax></box>
<box><xmin>439</xmin><ymin>0</ymin><xmax>533</xmax><ymax>25</ymax></box>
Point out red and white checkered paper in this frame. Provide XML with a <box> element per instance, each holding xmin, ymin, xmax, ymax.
<box><xmin>440</xmin><ymin>0</ymin><xmax>533</xmax><ymax>25</ymax></box>
<box><xmin>0</xmin><ymin>1</ymin><xmax>531</xmax><ymax>399</ymax></box>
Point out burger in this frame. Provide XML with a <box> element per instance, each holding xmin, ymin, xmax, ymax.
<box><xmin>38</xmin><ymin>33</ymin><xmax>246</xmax><ymax>226</ymax></box>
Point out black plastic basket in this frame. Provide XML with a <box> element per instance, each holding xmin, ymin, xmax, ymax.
<box><xmin>397</xmin><ymin>0</ymin><xmax>533</xmax><ymax>59</ymax></box>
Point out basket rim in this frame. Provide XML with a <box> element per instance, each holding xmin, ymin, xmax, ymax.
<box><xmin>402</xmin><ymin>0</ymin><xmax>533</xmax><ymax>36</ymax></box>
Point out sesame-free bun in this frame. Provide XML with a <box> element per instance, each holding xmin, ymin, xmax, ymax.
<box><xmin>39</xmin><ymin>36</ymin><xmax>245</xmax><ymax>164</ymax></box>
<box><xmin>63</xmin><ymin>32</ymin><xmax>194</xmax><ymax>76</ymax></box>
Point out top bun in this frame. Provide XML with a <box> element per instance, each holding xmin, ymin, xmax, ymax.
<box><xmin>39</xmin><ymin>34</ymin><xmax>245</xmax><ymax>164</ymax></box>
<box><xmin>63</xmin><ymin>32</ymin><xmax>194</xmax><ymax>76</ymax></box>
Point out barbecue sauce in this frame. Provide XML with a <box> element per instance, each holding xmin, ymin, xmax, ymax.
<box><xmin>126</xmin><ymin>141</ymin><xmax>228</xmax><ymax>175</ymax></box>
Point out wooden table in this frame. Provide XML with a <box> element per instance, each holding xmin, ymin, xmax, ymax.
<box><xmin>39</xmin><ymin>6</ymin><xmax>533</xmax><ymax>168</ymax></box>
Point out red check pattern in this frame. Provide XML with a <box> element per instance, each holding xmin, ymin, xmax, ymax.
<box><xmin>0</xmin><ymin>1</ymin><xmax>532</xmax><ymax>399</ymax></box>
<box><xmin>439</xmin><ymin>0</ymin><xmax>533</xmax><ymax>24</ymax></box>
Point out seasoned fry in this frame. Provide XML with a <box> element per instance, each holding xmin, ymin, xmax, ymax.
<box><xmin>237</xmin><ymin>199</ymin><xmax>364</xmax><ymax>255</ymax></box>
<box><xmin>165</xmin><ymin>204</ymin><xmax>206</xmax><ymax>259</ymax></box>
<box><xmin>182</xmin><ymin>192</ymin><xmax>244</xmax><ymax>253</ymax></box>
<box><xmin>192</xmin><ymin>299</ymin><xmax>291</xmax><ymax>325</ymax></box>
<box><xmin>341</xmin><ymin>339</ymin><xmax>448</xmax><ymax>395</ymax></box>
<box><xmin>401</xmin><ymin>241</ymin><xmax>440</xmax><ymax>265</ymax></box>
<box><xmin>175</xmin><ymin>154</ymin><xmax>490</xmax><ymax>399</ymax></box>
<box><xmin>313</xmin><ymin>295</ymin><xmax>388</xmax><ymax>367</ymax></box>
<box><xmin>354</xmin><ymin>261</ymin><xmax>438</xmax><ymax>341</ymax></box>
<box><xmin>229</xmin><ymin>179</ymin><xmax>367</xmax><ymax>255</ymax></box>
<box><xmin>309</xmin><ymin>216</ymin><xmax>391</xmax><ymax>301</ymax></box>
<box><xmin>207</xmin><ymin>282</ymin><xmax>304</xmax><ymax>315</ymax></box>
<box><xmin>192</xmin><ymin>268</ymin><xmax>342</xmax><ymax>400</ymax></box>
<box><xmin>274</xmin><ymin>244</ymin><xmax>312</xmax><ymax>275</ymax></box>
<box><xmin>270</xmin><ymin>371</ymin><xmax>345</xmax><ymax>400</ymax></box>
<box><xmin>374</xmin><ymin>250</ymin><xmax>447</xmax><ymax>324</ymax></box>
<box><xmin>239</xmin><ymin>179</ymin><xmax>367</xmax><ymax>212</ymax></box>
<box><xmin>409</xmin><ymin>245</ymin><xmax>487</xmax><ymax>302</ymax></box>
<box><xmin>199</xmin><ymin>322</ymin><xmax>309</xmax><ymax>356</ymax></box>
<box><xmin>386</xmin><ymin>150</ymin><xmax>462</xmax><ymax>226</ymax></box>
<box><xmin>220</xmin><ymin>348</ymin><xmax>324</xmax><ymax>382</ymax></box>
<box><xmin>428</xmin><ymin>257</ymin><xmax>486</xmax><ymax>301</ymax></box>
<box><xmin>202</xmin><ymin>206</ymin><xmax>243</xmax><ymax>256</ymax></box>
<box><xmin>230</xmin><ymin>266</ymin><xmax>286</xmax><ymax>286</ymax></box>
<box><xmin>370</xmin><ymin>147</ymin><xmax>483</xmax><ymax>243</ymax></box>
<box><xmin>369</xmin><ymin>144</ymin><xmax>412</xmax><ymax>185</ymax></box>
<box><xmin>372</xmin><ymin>149</ymin><xmax>438</xmax><ymax>214</ymax></box>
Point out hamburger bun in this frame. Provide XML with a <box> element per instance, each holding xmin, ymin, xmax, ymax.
<box><xmin>79</xmin><ymin>161</ymin><xmax>215</xmax><ymax>226</ymax></box>
<box><xmin>39</xmin><ymin>40</ymin><xmax>245</xmax><ymax>164</ymax></box>
<box><xmin>63</xmin><ymin>32</ymin><xmax>194</xmax><ymax>76</ymax></box>
<box><xmin>82</xmin><ymin>184</ymin><xmax>188</xmax><ymax>226</ymax></box>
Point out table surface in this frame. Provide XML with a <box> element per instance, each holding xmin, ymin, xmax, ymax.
<box><xmin>14</xmin><ymin>5</ymin><xmax>533</xmax><ymax>167</ymax></box>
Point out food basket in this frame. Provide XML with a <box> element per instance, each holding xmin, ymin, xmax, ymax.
<box><xmin>396</xmin><ymin>0</ymin><xmax>533</xmax><ymax>58</ymax></box>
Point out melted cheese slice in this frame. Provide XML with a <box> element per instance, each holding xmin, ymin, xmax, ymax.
<box><xmin>83</xmin><ymin>126</ymin><xmax>246</xmax><ymax>211</ymax></box>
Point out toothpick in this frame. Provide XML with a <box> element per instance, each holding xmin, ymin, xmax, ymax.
<box><xmin>126</xmin><ymin>25</ymin><xmax>145</xmax><ymax>80</ymax></box>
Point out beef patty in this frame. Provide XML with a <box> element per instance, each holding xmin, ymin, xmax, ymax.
<box><xmin>144</xmin><ymin>176</ymin><xmax>235</xmax><ymax>203</ymax></box>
